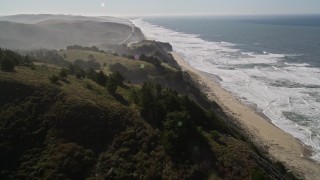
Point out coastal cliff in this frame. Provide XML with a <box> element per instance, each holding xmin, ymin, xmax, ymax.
<box><xmin>0</xmin><ymin>42</ymin><xmax>298</xmax><ymax>179</ymax></box>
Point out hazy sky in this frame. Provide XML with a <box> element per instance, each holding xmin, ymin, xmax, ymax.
<box><xmin>1</xmin><ymin>0</ymin><xmax>320</xmax><ymax>16</ymax></box>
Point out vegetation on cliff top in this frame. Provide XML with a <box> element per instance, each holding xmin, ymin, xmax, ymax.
<box><xmin>0</xmin><ymin>47</ymin><xmax>298</xmax><ymax>179</ymax></box>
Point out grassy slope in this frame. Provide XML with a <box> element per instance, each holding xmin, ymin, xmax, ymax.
<box><xmin>59</xmin><ymin>50</ymin><xmax>154</xmax><ymax>73</ymax></box>
<box><xmin>58</xmin><ymin>49</ymin><xmax>186</xmax><ymax>93</ymax></box>
<box><xmin>0</xmin><ymin>52</ymin><xmax>298</xmax><ymax>179</ymax></box>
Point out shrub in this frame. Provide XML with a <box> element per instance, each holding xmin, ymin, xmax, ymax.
<box><xmin>49</xmin><ymin>75</ymin><xmax>59</xmax><ymax>84</ymax></box>
<box><xmin>251</xmin><ymin>168</ymin><xmax>268</xmax><ymax>180</ymax></box>
<box><xmin>107</xmin><ymin>77</ymin><xmax>117</xmax><ymax>94</ymax></box>
<box><xmin>68</xmin><ymin>64</ymin><xmax>86</xmax><ymax>79</ymax></box>
<box><xmin>210</xmin><ymin>130</ymin><xmax>220</xmax><ymax>141</ymax></box>
<box><xmin>85</xmin><ymin>83</ymin><xmax>93</xmax><ymax>90</ymax></box>
<box><xmin>67</xmin><ymin>45</ymin><xmax>100</xmax><ymax>52</ymax></box>
<box><xmin>88</xmin><ymin>54</ymin><xmax>95</xmax><ymax>60</ymax></box>
<box><xmin>140</xmin><ymin>55</ymin><xmax>162</xmax><ymax>68</ymax></box>
<box><xmin>96</xmin><ymin>71</ymin><xmax>108</xmax><ymax>86</ymax></box>
<box><xmin>86</xmin><ymin>69</ymin><xmax>97</xmax><ymax>81</ymax></box>
<box><xmin>274</xmin><ymin>161</ymin><xmax>287</xmax><ymax>174</ymax></box>
<box><xmin>127</xmin><ymin>55</ymin><xmax>135</xmax><ymax>60</ymax></box>
<box><xmin>74</xmin><ymin>59</ymin><xmax>100</xmax><ymax>70</ymax></box>
<box><xmin>23</xmin><ymin>55</ymin><xmax>34</xmax><ymax>67</ymax></box>
<box><xmin>59</xmin><ymin>68</ymin><xmax>68</xmax><ymax>81</ymax></box>
<box><xmin>109</xmin><ymin>63</ymin><xmax>128</xmax><ymax>73</ymax></box>
<box><xmin>162</xmin><ymin>111</ymin><xmax>191</xmax><ymax>156</ymax></box>
<box><xmin>0</xmin><ymin>59</ymin><xmax>15</xmax><ymax>71</ymax></box>
<box><xmin>110</xmin><ymin>71</ymin><xmax>125</xmax><ymax>86</ymax></box>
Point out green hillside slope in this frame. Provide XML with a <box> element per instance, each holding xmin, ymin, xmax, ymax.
<box><xmin>0</xmin><ymin>48</ymin><xmax>297</xmax><ymax>179</ymax></box>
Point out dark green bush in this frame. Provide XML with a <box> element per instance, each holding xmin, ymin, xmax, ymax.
<box><xmin>96</xmin><ymin>71</ymin><xmax>108</xmax><ymax>86</ymax></box>
<box><xmin>58</xmin><ymin>68</ymin><xmax>68</xmax><ymax>82</ymax></box>
<box><xmin>162</xmin><ymin>111</ymin><xmax>191</xmax><ymax>156</ymax></box>
<box><xmin>49</xmin><ymin>75</ymin><xmax>59</xmax><ymax>84</ymax></box>
<box><xmin>251</xmin><ymin>168</ymin><xmax>269</xmax><ymax>180</ymax></box>
<box><xmin>1</xmin><ymin>59</ymin><xmax>15</xmax><ymax>71</ymax></box>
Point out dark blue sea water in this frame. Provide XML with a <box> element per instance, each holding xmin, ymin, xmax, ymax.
<box><xmin>144</xmin><ymin>15</ymin><xmax>320</xmax><ymax>67</ymax></box>
<box><xmin>132</xmin><ymin>15</ymin><xmax>320</xmax><ymax>162</ymax></box>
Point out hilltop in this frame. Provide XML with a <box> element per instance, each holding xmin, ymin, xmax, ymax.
<box><xmin>0</xmin><ymin>14</ymin><xmax>131</xmax><ymax>25</ymax></box>
<box><xmin>0</xmin><ymin>14</ymin><xmax>144</xmax><ymax>50</ymax></box>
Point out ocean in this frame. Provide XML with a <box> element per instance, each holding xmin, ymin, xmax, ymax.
<box><xmin>131</xmin><ymin>15</ymin><xmax>320</xmax><ymax>162</ymax></box>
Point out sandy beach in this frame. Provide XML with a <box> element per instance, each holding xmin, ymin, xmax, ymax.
<box><xmin>171</xmin><ymin>52</ymin><xmax>320</xmax><ymax>179</ymax></box>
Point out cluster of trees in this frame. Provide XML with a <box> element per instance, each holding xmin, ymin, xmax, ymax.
<box><xmin>0</xmin><ymin>48</ymin><xmax>298</xmax><ymax>179</ymax></box>
<box><xmin>49</xmin><ymin>63</ymin><xmax>124</xmax><ymax>94</ymax></box>
<box><xmin>48</xmin><ymin>68</ymin><xmax>70</xmax><ymax>84</ymax></box>
<box><xmin>73</xmin><ymin>59</ymin><xmax>100</xmax><ymax>70</ymax></box>
<box><xmin>85</xmin><ymin>69</ymin><xmax>124</xmax><ymax>94</ymax></box>
<box><xmin>139</xmin><ymin>54</ymin><xmax>162</xmax><ymax>69</ymax></box>
<box><xmin>109</xmin><ymin>62</ymin><xmax>152</xmax><ymax>83</ymax></box>
<box><xmin>130</xmin><ymin>82</ymin><xmax>224</xmax><ymax>130</ymax></box>
<box><xmin>129</xmin><ymin>82</ymin><xmax>230</xmax><ymax>159</ymax></box>
<box><xmin>26</xmin><ymin>49</ymin><xmax>68</xmax><ymax>66</ymax></box>
<box><xmin>0</xmin><ymin>80</ymin><xmax>128</xmax><ymax>179</ymax></box>
<box><xmin>27</xmin><ymin>49</ymin><xmax>102</xmax><ymax>71</ymax></box>
<box><xmin>121</xmin><ymin>53</ymin><xmax>163</xmax><ymax>69</ymax></box>
<box><xmin>119</xmin><ymin>53</ymin><xmax>135</xmax><ymax>60</ymax></box>
<box><xmin>66</xmin><ymin>45</ymin><xmax>105</xmax><ymax>53</ymax></box>
<box><xmin>109</xmin><ymin>63</ymin><xmax>128</xmax><ymax>73</ymax></box>
<box><xmin>0</xmin><ymin>48</ymin><xmax>34</xmax><ymax>71</ymax></box>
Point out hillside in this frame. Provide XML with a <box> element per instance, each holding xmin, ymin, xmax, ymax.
<box><xmin>0</xmin><ymin>46</ymin><xmax>299</xmax><ymax>179</ymax></box>
<box><xmin>0</xmin><ymin>15</ymin><xmax>144</xmax><ymax>50</ymax></box>
<box><xmin>0</xmin><ymin>14</ymin><xmax>131</xmax><ymax>25</ymax></box>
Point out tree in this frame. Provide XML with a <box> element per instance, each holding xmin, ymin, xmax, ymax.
<box><xmin>23</xmin><ymin>55</ymin><xmax>36</xmax><ymax>69</ymax></box>
<box><xmin>23</xmin><ymin>55</ymin><xmax>32</xmax><ymax>66</ymax></box>
<box><xmin>138</xmin><ymin>82</ymin><xmax>156</xmax><ymax>123</ymax></box>
<box><xmin>129</xmin><ymin>88</ymin><xmax>140</xmax><ymax>104</ymax></box>
<box><xmin>0</xmin><ymin>59</ymin><xmax>15</xmax><ymax>71</ymax></box>
<box><xmin>91</xmin><ymin>46</ymin><xmax>99</xmax><ymax>52</ymax></box>
<box><xmin>109</xmin><ymin>63</ymin><xmax>128</xmax><ymax>73</ymax></box>
<box><xmin>139</xmin><ymin>54</ymin><xmax>147</xmax><ymax>61</ymax></box>
<box><xmin>106</xmin><ymin>70</ymin><xmax>125</xmax><ymax>94</ymax></box>
<box><xmin>59</xmin><ymin>68</ymin><xmax>68</xmax><ymax>81</ymax></box>
<box><xmin>96</xmin><ymin>71</ymin><xmax>108</xmax><ymax>86</ymax></box>
<box><xmin>86</xmin><ymin>69</ymin><xmax>97</xmax><ymax>81</ymax></box>
<box><xmin>67</xmin><ymin>64</ymin><xmax>86</xmax><ymax>79</ymax></box>
<box><xmin>111</xmin><ymin>71</ymin><xmax>125</xmax><ymax>86</ymax></box>
<box><xmin>139</xmin><ymin>55</ymin><xmax>162</xmax><ymax>69</ymax></box>
<box><xmin>76</xmin><ymin>69</ymin><xmax>86</xmax><ymax>79</ymax></box>
<box><xmin>162</xmin><ymin>111</ymin><xmax>191</xmax><ymax>156</ymax></box>
<box><xmin>107</xmin><ymin>77</ymin><xmax>117</xmax><ymax>94</ymax></box>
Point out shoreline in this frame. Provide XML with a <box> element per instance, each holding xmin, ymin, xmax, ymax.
<box><xmin>171</xmin><ymin>52</ymin><xmax>320</xmax><ymax>179</ymax></box>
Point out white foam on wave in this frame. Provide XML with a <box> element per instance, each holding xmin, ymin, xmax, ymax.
<box><xmin>132</xmin><ymin>18</ymin><xmax>320</xmax><ymax>163</ymax></box>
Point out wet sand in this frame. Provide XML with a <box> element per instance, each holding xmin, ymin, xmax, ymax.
<box><xmin>172</xmin><ymin>52</ymin><xmax>320</xmax><ymax>179</ymax></box>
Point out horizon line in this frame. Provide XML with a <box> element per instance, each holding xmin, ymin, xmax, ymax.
<box><xmin>1</xmin><ymin>13</ymin><xmax>320</xmax><ymax>18</ymax></box>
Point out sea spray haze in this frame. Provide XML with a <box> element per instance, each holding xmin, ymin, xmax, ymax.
<box><xmin>132</xmin><ymin>15</ymin><xmax>320</xmax><ymax>162</ymax></box>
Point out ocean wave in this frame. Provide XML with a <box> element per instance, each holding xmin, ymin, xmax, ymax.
<box><xmin>132</xmin><ymin>18</ymin><xmax>320</xmax><ymax>162</ymax></box>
